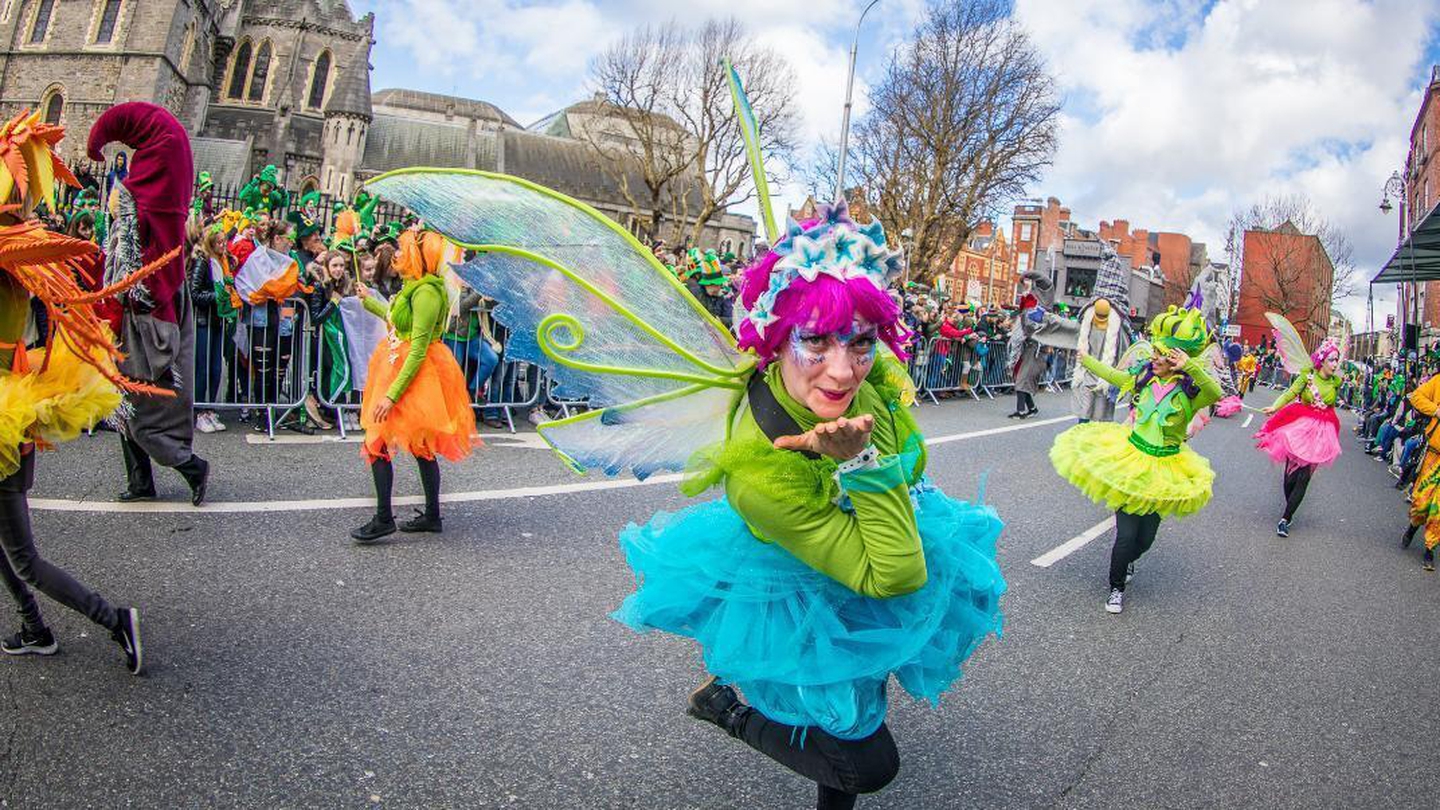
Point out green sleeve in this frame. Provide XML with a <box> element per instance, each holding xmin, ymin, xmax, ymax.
<box><xmin>386</xmin><ymin>285</ymin><xmax>443</xmax><ymax>402</ymax></box>
<box><xmin>1081</xmin><ymin>353</ymin><xmax>1132</xmax><ymax>389</ymax></box>
<box><xmin>1271</xmin><ymin>370</ymin><xmax>1305</xmax><ymax>409</ymax></box>
<box><xmin>1184</xmin><ymin>356</ymin><xmax>1224</xmax><ymax>412</ymax></box>
<box><xmin>725</xmin><ymin>457</ymin><xmax>927</xmax><ymax>599</ymax></box>
<box><xmin>362</xmin><ymin>295</ymin><xmax>389</xmax><ymax>320</ymax></box>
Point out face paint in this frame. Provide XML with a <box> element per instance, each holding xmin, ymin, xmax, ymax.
<box><xmin>779</xmin><ymin>319</ymin><xmax>880</xmax><ymax>420</ymax></box>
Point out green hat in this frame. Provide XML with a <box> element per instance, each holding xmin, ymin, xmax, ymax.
<box><xmin>300</xmin><ymin>190</ymin><xmax>321</xmax><ymax>208</ymax></box>
<box><xmin>373</xmin><ymin>221</ymin><xmax>402</xmax><ymax>247</ymax></box>
<box><xmin>295</xmin><ymin>216</ymin><xmax>324</xmax><ymax>240</ymax></box>
<box><xmin>196</xmin><ymin>171</ymin><xmax>213</xmax><ymax>193</ymax></box>
<box><xmin>257</xmin><ymin>164</ymin><xmax>279</xmax><ymax>185</ymax></box>
<box><xmin>329</xmin><ymin>236</ymin><xmax>357</xmax><ymax>254</ymax></box>
<box><xmin>722</xmin><ymin>252</ymin><xmax>736</xmax><ymax>262</ymax></box>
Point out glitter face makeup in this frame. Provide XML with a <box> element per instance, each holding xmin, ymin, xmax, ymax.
<box><xmin>779</xmin><ymin>319</ymin><xmax>878</xmax><ymax>420</ymax></box>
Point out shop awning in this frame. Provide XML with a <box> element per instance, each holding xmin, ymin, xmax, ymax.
<box><xmin>1373</xmin><ymin>201</ymin><xmax>1440</xmax><ymax>284</ymax></box>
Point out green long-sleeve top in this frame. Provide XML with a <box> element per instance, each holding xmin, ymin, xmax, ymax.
<box><xmin>1081</xmin><ymin>353</ymin><xmax>1223</xmax><ymax>454</ymax></box>
<box><xmin>362</xmin><ymin>273</ymin><xmax>447</xmax><ymax>402</ymax></box>
<box><xmin>1270</xmin><ymin>369</ymin><xmax>1339</xmax><ymax>408</ymax></box>
<box><xmin>709</xmin><ymin>361</ymin><xmax>929</xmax><ymax>599</ymax></box>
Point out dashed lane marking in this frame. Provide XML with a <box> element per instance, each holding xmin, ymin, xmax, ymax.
<box><xmin>1243</xmin><ymin>413</ymin><xmax>1254</xmax><ymax>428</ymax></box>
<box><xmin>1030</xmin><ymin>516</ymin><xmax>1116</xmax><ymax>568</ymax></box>
<box><xmin>32</xmin><ymin>415</ymin><xmax>1074</xmax><ymax>514</ymax></box>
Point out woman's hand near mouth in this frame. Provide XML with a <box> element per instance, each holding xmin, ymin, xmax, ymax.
<box><xmin>774</xmin><ymin>414</ymin><xmax>875</xmax><ymax>460</ymax></box>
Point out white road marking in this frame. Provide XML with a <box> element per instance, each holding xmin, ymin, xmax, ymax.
<box><xmin>1243</xmin><ymin>413</ymin><xmax>1254</xmax><ymax>428</ymax></box>
<box><xmin>1031</xmin><ymin>516</ymin><xmax>1116</xmax><ymax>568</ymax></box>
<box><xmin>33</xmin><ymin>414</ymin><xmax>1074</xmax><ymax>514</ymax></box>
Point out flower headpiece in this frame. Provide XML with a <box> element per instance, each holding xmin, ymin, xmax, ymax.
<box><xmin>1311</xmin><ymin>337</ymin><xmax>1341</xmax><ymax>366</ymax></box>
<box><xmin>747</xmin><ymin>199</ymin><xmax>904</xmax><ymax>336</ymax></box>
<box><xmin>1148</xmin><ymin>305</ymin><xmax>1210</xmax><ymax>357</ymax></box>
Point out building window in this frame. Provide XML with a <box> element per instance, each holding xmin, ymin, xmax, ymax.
<box><xmin>29</xmin><ymin>0</ymin><xmax>54</xmax><ymax>43</ymax></box>
<box><xmin>247</xmin><ymin>41</ymin><xmax>271</xmax><ymax>102</ymax></box>
<box><xmin>178</xmin><ymin>21</ymin><xmax>195</xmax><ymax>73</ymax></box>
<box><xmin>308</xmin><ymin>51</ymin><xmax>331</xmax><ymax>109</ymax></box>
<box><xmin>1019</xmin><ymin>223</ymin><xmax>1033</xmax><ymax>242</ymax></box>
<box><xmin>1017</xmin><ymin>253</ymin><xmax>1030</xmax><ymax>274</ymax></box>
<box><xmin>227</xmin><ymin>40</ymin><xmax>252</xmax><ymax>99</ymax></box>
<box><xmin>95</xmin><ymin>0</ymin><xmax>122</xmax><ymax>44</ymax></box>
<box><xmin>42</xmin><ymin>90</ymin><xmax>62</xmax><ymax>124</ymax></box>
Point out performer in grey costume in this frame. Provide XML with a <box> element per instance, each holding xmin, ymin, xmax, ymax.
<box><xmin>1069</xmin><ymin>243</ymin><xmax>1133</xmax><ymax>423</ymax></box>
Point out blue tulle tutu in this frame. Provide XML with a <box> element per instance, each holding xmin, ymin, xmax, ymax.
<box><xmin>611</xmin><ymin>483</ymin><xmax>1005</xmax><ymax>740</ymax></box>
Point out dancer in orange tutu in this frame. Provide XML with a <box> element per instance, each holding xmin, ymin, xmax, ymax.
<box><xmin>350</xmin><ymin>226</ymin><xmax>477</xmax><ymax>544</ymax></box>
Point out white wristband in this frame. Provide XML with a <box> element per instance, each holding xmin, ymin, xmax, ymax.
<box><xmin>837</xmin><ymin>445</ymin><xmax>881</xmax><ymax>475</ymax></box>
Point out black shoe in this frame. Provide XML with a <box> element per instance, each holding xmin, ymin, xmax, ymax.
<box><xmin>1</xmin><ymin>626</ymin><xmax>57</xmax><ymax>656</ymax></box>
<box><xmin>111</xmin><ymin>607</ymin><xmax>143</xmax><ymax>675</ymax></box>
<box><xmin>1276</xmin><ymin>519</ymin><xmax>1290</xmax><ymax>538</ymax></box>
<box><xmin>117</xmin><ymin>488</ymin><xmax>156</xmax><ymax>503</ymax></box>
<box><xmin>398</xmin><ymin>510</ymin><xmax>442</xmax><ymax>533</ymax></box>
<box><xmin>1006</xmin><ymin>411</ymin><xmax>1024</xmax><ymax>419</ymax></box>
<box><xmin>1426</xmin><ymin>548</ymin><xmax>1436</xmax><ymax>572</ymax></box>
<box><xmin>1026</xmin><ymin>407</ymin><xmax>1040</xmax><ymax>417</ymax></box>
<box><xmin>187</xmin><ymin>458</ymin><xmax>210</xmax><ymax>507</ymax></box>
<box><xmin>1404</xmin><ymin>524</ymin><xmax>1420</xmax><ymax>549</ymax></box>
<box><xmin>351</xmin><ymin>516</ymin><xmax>397</xmax><ymax>545</ymax></box>
<box><xmin>686</xmin><ymin>676</ymin><xmax>746</xmax><ymax>736</ymax></box>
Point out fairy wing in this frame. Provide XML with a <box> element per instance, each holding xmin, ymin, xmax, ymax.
<box><xmin>365</xmin><ymin>169</ymin><xmax>752</xmax><ymax>480</ymax></box>
<box><xmin>1112</xmin><ymin>339</ymin><xmax>1155</xmax><ymax>401</ymax></box>
<box><xmin>1264</xmin><ymin>312</ymin><xmax>1312</xmax><ymax>375</ymax></box>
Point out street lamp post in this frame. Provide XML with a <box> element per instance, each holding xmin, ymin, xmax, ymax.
<box><xmin>1380</xmin><ymin>169</ymin><xmax>1417</xmax><ymax>348</ymax></box>
<box><xmin>835</xmin><ymin>0</ymin><xmax>881</xmax><ymax>202</ymax></box>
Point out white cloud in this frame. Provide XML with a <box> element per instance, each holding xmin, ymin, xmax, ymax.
<box><xmin>1013</xmin><ymin>0</ymin><xmax>1438</xmax><ymax>328</ymax></box>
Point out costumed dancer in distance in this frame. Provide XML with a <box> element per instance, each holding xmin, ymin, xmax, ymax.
<box><xmin>349</xmin><ymin>226</ymin><xmax>478</xmax><ymax>544</ymax></box>
<box><xmin>87</xmin><ymin>103</ymin><xmax>211</xmax><ymax>506</ymax></box>
<box><xmin>1068</xmin><ymin>242</ymin><xmax>1132</xmax><ymax>423</ymax></box>
<box><xmin>363</xmin><ymin>68</ymin><xmax>1006</xmax><ymax>802</ymax></box>
<box><xmin>1402</xmin><ymin>370</ymin><xmax>1440</xmax><ymax>570</ymax></box>
<box><xmin>0</xmin><ymin>109</ymin><xmax>166</xmax><ymax>672</ymax></box>
<box><xmin>1050</xmin><ymin>306</ymin><xmax>1222</xmax><ymax>614</ymax></box>
<box><xmin>1252</xmin><ymin>313</ymin><xmax>1342</xmax><ymax>538</ymax></box>
<box><xmin>1007</xmin><ymin>269</ymin><xmax>1058</xmax><ymax>419</ymax></box>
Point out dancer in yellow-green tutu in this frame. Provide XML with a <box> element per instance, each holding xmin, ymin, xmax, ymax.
<box><xmin>1050</xmin><ymin>306</ymin><xmax>1222</xmax><ymax>614</ymax></box>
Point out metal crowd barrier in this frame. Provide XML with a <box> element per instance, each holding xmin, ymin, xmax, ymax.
<box><xmin>192</xmin><ymin>296</ymin><xmax>312</xmax><ymax>439</ymax></box>
<box><xmin>908</xmin><ymin>337</ymin><xmax>984</xmax><ymax>403</ymax></box>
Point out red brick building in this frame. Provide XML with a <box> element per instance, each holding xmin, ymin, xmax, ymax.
<box><xmin>1401</xmin><ymin>67</ymin><xmax>1440</xmax><ymax>332</ymax></box>
<box><xmin>1009</xmin><ymin>197</ymin><xmax>1072</xmax><ymax>281</ymax></box>
<box><xmin>1097</xmin><ymin>220</ymin><xmax>1197</xmax><ymax>306</ymax></box>
<box><xmin>1235</xmin><ymin>221</ymin><xmax>1334</xmax><ymax>348</ymax></box>
<box><xmin>946</xmin><ymin>221</ymin><xmax>1014</xmax><ymax>307</ymax></box>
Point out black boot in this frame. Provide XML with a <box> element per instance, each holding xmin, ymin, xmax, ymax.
<box><xmin>1403</xmin><ymin>523</ymin><xmax>1420</xmax><ymax>549</ymax></box>
<box><xmin>1425</xmin><ymin>547</ymin><xmax>1435</xmax><ymax>572</ymax></box>
<box><xmin>118</xmin><ymin>436</ymin><xmax>156</xmax><ymax>502</ymax></box>
<box><xmin>686</xmin><ymin>676</ymin><xmax>748</xmax><ymax>737</ymax></box>
<box><xmin>177</xmin><ymin>455</ymin><xmax>209</xmax><ymax>507</ymax></box>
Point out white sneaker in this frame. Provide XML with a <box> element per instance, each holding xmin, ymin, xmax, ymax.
<box><xmin>345</xmin><ymin>412</ymin><xmax>362</xmax><ymax>431</ymax></box>
<box><xmin>209</xmin><ymin>411</ymin><xmax>227</xmax><ymax>432</ymax></box>
<box><xmin>196</xmin><ymin>412</ymin><xmax>216</xmax><ymax>434</ymax></box>
<box><xmin>1105</xmin><ymin>588</ymin><xmax>1124</xmax><ymax>614</ymax></box>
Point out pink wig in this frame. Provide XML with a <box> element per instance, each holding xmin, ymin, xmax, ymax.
<box><xmin>735</xmin><ymin>244</ymin><xmax>910</xmax><ymax>366</ymax></box>
<box><xmin>1311</xmin><ymin>339</ymin><xmax>1340</xmax><ymax>367</ymax></box>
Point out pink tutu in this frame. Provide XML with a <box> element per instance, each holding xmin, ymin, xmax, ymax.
<box><xmin>1254</xmin><ymin>402</ymin><xmax>1341</xmax><ymax>468</ymax></box>
<box><xmin>1215</xmin><ymin>395</ymin><xmax>1243</xmax><ymax>418</ymax></box>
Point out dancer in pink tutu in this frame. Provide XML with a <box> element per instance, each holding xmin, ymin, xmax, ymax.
<box><xmin>1253</xmin><ymin>313</ymin><xmax>1342</xmax><ymax>538</ymax></box>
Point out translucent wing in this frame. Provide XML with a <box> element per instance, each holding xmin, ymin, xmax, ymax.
<box><xmin>1113</xmin><ymin>339</ymin><xmax>1155</xmax><ymax>402</ymax></box>
<box><xmin>1264</xmin><ymin>312</ymin><xmax>1312</xmax><ymax>375</ymax></box>
<box><xmin>1201</xmin><ymin>342</ymin><xmax>1238</xmax><ymax>398</ymax></box>
<box><xmin>365</xmin><ymin>169</ymin><xmax>753</xmax><ymax>479</ymax></box>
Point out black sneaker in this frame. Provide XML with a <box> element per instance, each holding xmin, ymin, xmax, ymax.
<box><xmin>351</xmin><ymin>516</ymin><xmax>397</xmax><ymax>545</ymax></box>
<box><xmin>111</xmin><ymin>607</ymin><xmax>143</xmax><ymax>675</ymax></box>
<box><xmin>398</xmin><ymin>510</ymin><xmax>442</xmax><ymax>534</ymax></box>
<box><xmin>1</xmin><ymin>626</ymin><xmax>57</xmax><ymax>656</ymax></box>
<box><xmin>686</xmin><ymin>676</ymin><xmax>746</xmax><ymax>735</ymax></box>
<box><xmin>1276</xmin><ymin>519</ymin><xmax>1290</xmax><ymax>538</ymax></box>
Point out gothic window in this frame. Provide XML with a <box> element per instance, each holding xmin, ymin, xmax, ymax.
<box><xmin>308</xmin><ymin>51</ymin><xmax>331</xmax><ymax>109</ymax></box>
<box><xmin>179</xmin><ymin>22</ymin><xmax>195</xmax><ymax>73</ymax></box>
<box><xmin>95</xmin><ymin>0</ymin><xmax>122</xmax><ymax>44</ymax></box>
<box><xmin>247</xmin><ymin>41</ymin><xmax>272</xmax><ymax>102</ymax></box>
<box><xmin>42</xmin><ymin>90</ymin><xmax>62</xmax><ymax>124</ymax></box>
<box><xmin>227</xmin><ymin>40</ymin><xmax>252</xmax><ymax>99</ymax></box>
<box><xmin>29</xmin><ymin>0</ymin><xmax>54</xmax><ymax>43</ymax></box>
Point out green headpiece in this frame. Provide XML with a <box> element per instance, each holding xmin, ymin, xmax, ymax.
<box><xmin>373</xmin><ymin>221</ymin><xmax>402</xmax><ymax>247</ymax></box>
<box><xmin>196</xmin><ymin>171</ymin><xmax>213</xmax><ymax>194</ymax></box>
<box><xmin>257</xmin><ymin>164</ymin><xmax>279</xmax><ymax>185</ymax></box>
<box><xmin>295</xmin><ymin>217</ymin><xmax>324</xmax><ymax>240</ymax></box>
<box><xmin>300</xmin><ymin>190</ymin><xmax>321</xmax><ymax>209</ymax></box>
<box><xmin>1148</xmin><ymin>305</ymin><xmax>1211</xmax><ymax>356</ymax></box>
<box><xmin>329</xmin><ymin>236</ymin><xmax>357</xmax><ymax>254</ymax></box>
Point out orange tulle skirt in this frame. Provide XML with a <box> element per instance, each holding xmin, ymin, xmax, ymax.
<box><xmin>361</xmin><ymin>340</ymin><xmax>479</xmax><ymax>463</ymax></box>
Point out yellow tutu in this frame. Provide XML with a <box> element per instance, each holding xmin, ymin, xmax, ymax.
<box><xmin>0</xmin><ymin>338</ymin><xmax>121</xmax><ymax>477</ymax></box>
<box><xmin>1049</xmin><ymin>421</ymin><xmax>1213</xmax><ymax>518</ymax></box>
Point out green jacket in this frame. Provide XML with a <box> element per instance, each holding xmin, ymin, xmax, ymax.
<box><xmin>1271</xmin><ymin>369</ymin><xmax>1339</xmax><ymax>408</ymax></box>
<box><xmin>1082</xmin><ymin>353</ymin><xmax>1223</xmax><ymax>454</ymax></box>
<box><xmin>363</xmin><ymin>274</ymin><xmax>447</xmax><ymax>402</ymax></box>
<box><xmin>707</xmin><ymin>362</ymin><xmax>929</xmax><ymax>599</ymax></box>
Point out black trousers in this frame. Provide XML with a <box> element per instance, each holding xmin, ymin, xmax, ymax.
<box><xmin>121</xmin><ymin>434</ymin><xmax>207</xmax><ymax>495</ymax></box>
<box><xmin>1282</xmin><ymin>463</ymin><xmax>1314</xmax><ymax>522</ymax></box>
<box><xmin>733</xmin><ymin>708</ymin><xmax>899</xmax><ymax>809</ymax></box>
<box><xmin>0</xmin><ymin>448</ymin><xmax>118</xmax><ymax>633</ymax></box>
<box><xmin>1015</xmin><ymin>391</ymin><xmax>1036</xmax><ymax>413</ymax></box>
<box><xmin>369</xmin><ymin>455</ymin><xmax>440</xmax><ymax>521</ymax></box>
<box><xmin>1110</xmin><ymin>510</ymin><xmax>1162</xmax><ymax>591</ymax></box>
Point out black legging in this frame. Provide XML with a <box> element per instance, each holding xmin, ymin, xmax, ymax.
<box><xmin>732</xmin><ymin>707</ymin><xmax>899</xmax><ymax>809</ymax></box>
<box><xmin>1282</xmin><ymin>463</ymin><xmax>1314</xmax><ymax>522</ymax></box>
<box><xmin>1110</xmin><ymin>510</ymin><xmax>1161</xmax><ymax>591</ymax></box>
<box><xmin>370</xmin><ymin>455</ymin><xmax>440</xmax><ymax>522</ymax></box>
<box><xmin>1015</xmin><ymin>391</ymin><xmax>1036</xmax><ymax>414</ymax></box>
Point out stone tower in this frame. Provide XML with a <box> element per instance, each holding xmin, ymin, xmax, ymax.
<box><xmin>319</xmin><ymin>39</ymin><xmax>371</xmax><ymax>200</ymax></box>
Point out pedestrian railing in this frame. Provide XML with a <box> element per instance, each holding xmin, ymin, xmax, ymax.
<box><xmin>193</xmin><ymin>297</ymin><xmax>312</xmax><ymax>439</ymax></box>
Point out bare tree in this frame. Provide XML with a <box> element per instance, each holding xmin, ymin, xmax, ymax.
<box><xmin>1230</xmin><ymin>194</ymin><xmax>1356</xmax><ymax>346</ymax></box>
<box><xmin>850</xmin><ymin>0</ymin><xmax>1060</xmax><ymax>283</ymax></box>
<box><xmin>582</xmin><ymin>20</ymin><xmax>799</xmax><ymax>246</ymax></box>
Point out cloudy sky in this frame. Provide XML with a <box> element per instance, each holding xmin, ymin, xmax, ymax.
<box><xmin>352</xmin><ymin>0</ymin><xmax>1440</xmax><ymax>327</ymax></box>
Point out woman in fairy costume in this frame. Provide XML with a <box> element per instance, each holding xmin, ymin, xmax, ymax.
<box><xmin>349</xmin><ymin>226</ymin><xmax>478</xmax><ymax>544</ymax></box>
<box><xmin>1252</xmin><ymin>313</ymin><xmax>1343</xmax><ymax>538</ymax></box>
<box><xmin>362</xmin><ymin>172</ymin><xmax>1007</xmax><ymax>806</ymax></box>
<box><xmin>1050</xmin><ymin>305</ymin><xmax>1222</xmax><ymax>614</ymax></box>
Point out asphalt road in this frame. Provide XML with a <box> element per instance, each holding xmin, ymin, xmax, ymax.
<box><xmin>1</xmin><ymin>388</ymin><xmax>1435</xmax><ymax>809</ymax></box>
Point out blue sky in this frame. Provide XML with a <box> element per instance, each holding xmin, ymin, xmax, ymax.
<box><xmin>352</xmin><ymin>0</ymin><xmax>1440</xmax><ymax>326</ymax></box>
